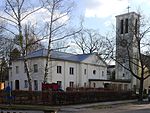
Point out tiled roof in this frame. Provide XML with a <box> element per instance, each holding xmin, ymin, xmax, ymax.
<box><xmin>27</xmin><ymin>48</ymin><xmax>92</xmax><ymax>62</ymax></box>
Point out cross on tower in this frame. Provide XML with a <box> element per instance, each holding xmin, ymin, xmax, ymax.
<box><xmin>127</xmin><ymin>6</ymin><xmax>131</xmax><ymax>13</ymax></box>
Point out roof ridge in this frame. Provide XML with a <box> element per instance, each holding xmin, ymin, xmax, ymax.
<box><xmin>28</xmin><ymin>48</ymin><xmax>45</xmax><ymax>54</ymax></box>
<box><xmin>76</xmin><ymin>53</ymin><xmax>93</xmax><ymax>55</ymax></box>
<box><xmin>52</xmin><ymin>50</ymin><xmax>75</xmax><ymax>55</ymax></box>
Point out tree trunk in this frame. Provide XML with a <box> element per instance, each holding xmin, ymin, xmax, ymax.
<box><xmin>0</xmin><ymin>65</ymin><xmax>3</xmax><ymax>82</ymax></box>
<box><xmin>43</xmin><ymin>57</ymin><xmax>49</xmax><ymax>83</ymax></box>
<box><xmin>138</xmin><ymin>79</ymin><xmax>144</xmax><ymax>101</ymax></box>
<box><xmin>24</xmin><ymin>60</ymin><xmax>32</xmax><ymax>91</ymax></box>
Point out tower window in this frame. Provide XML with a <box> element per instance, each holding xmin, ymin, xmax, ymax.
<box><xmin>125</xmin><ymin>18</ymin><xmax>128</xmax><ymax>33</ymax></box>
<box><xmin>120</xmin><ymin>19</ymin><xmax>124</xmax><ymax>34</ymax></box>
<box><xmin>135</xmin><ymin>19</ymin><xmax>138</xmax><ymax>35</ymax></box>
<box><xmin>16</xmin><ymin>66</ymin><xmax>19</xmax><ymax>74</ymax></box>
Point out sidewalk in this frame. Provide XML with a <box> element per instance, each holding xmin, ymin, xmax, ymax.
<box><xmin>58</xmin><ymin>99</ymin><xmax>138</xmax><ymax>109</ymax></box>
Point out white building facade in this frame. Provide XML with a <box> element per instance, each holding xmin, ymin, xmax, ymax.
<box><xmin>9</xmin><ymin>49</ymin><xmax>107</xmax><ymax>91</ymax></box>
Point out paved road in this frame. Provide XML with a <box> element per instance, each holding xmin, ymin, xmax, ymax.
<box><xmin>0</xmin><ymin>110</ymin><xmax>44</xmax><ymax>113</ymax></box>
<box><xmin>58</xmin><ymin>102</ymin><xmax>150</xmax><ymax>113</ymax></box>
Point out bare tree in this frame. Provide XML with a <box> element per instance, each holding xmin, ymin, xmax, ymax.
<box><xmin>41</xmin><ymin>0</ymin><xmax>81</xmax><ymax>83</ymax></box>
<box><xmin>0</xmin><ymin>20</ymin><xmax>10</xmax><ymax>82</ymax></box>
<box><xmin>0</xmin><ymin>57</ymin><xmax>9</xmax><ymax>82</ymax></box>
<box><xmin>0</xmin><ymin>0</ymin><xmax>43</xmax><ymax>91</ymax></box>
<box><xmin>51</xmin><ymin>40</ymin><xmax>69</xmax><ymax>52</ymax></box>
<box><xmin>73</xmin><ymin>28</ymin><xmax>114</xmax><ymax>61</ymax></box>
<box><xmin>23</xmin><ymin>24</ymin><xmax>44</xmax><ymax>53</ymax></box>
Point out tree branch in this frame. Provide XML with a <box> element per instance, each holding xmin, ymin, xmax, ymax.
<box><xmin>51</xmin><ymin>29</ymin><xmax>82</xmax><ymax>42</ymax></box>
<box><xmin>0</xmin><ymin>26</ymin><xmax>16</xmax><ymax>35</ymax></box>
<box><xmin>6</xmin><ymin>0</ymin><xmax>19</xmax><ymax>19</ymax></box>
<box><xmin>21</xmin><ymin>6</ymin><xmax>43</xmax><ymax>21</ymax></box>
<box><xmin>0</xmin><ymin>16</ymin><xmax>18</xmax><ymax>25</ymax></box>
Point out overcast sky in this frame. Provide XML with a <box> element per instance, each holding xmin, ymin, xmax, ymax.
<box><xmin>74</xmin><ymin>0</ymin><xmax>150</xmax><ymax>35</ymax></box>
<box><xmin>0</xmin><ymin>0</ymin><xmax>150</xmax><ymax>36</ymax></box>
<box><xmin>0</xmin><ymin>0</ymin><xmax>150</xmax><ymax>55</ymax></box>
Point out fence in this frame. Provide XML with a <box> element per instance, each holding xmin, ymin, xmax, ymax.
<box><xmin>0</xmin><ymin>90</ymin><xmax>137</xmax><ymax>105</ymax></box>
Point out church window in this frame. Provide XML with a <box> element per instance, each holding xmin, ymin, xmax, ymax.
<box><xmin>123</xmin><ymin>73</ymin><xmax>125</xmax><ymax>77</ymax></box>
<box><xmin>135</xmin><ymin>19</ymin><xmax>138</xmax><ymax>35</ymax></box>
<box><xmin>125</xmin><ymin>18</ymin><xmax>128</xmax><ymax>33</ymax></box>
<box><xmin>84</xmin><ymin>82</ymin><xmax>86</xmax><ymax>87</ymax></box>
<box><xmin>120</xmin><ymin>19</ymin><xmax>124</xmax><ymax>34</ymax></box>
<box><xmin>84</xmin><ymin>69</ymin><xmax>86</xmax><ymax>75</ymax></box>
<box><xmin>93</xmin><ymin>70</ymin><xmax>96</xmax><ymax>75</ymax></box>
<box><xmin>57</xmin><ymin>66</ymin><xmax>62</xmax><ymax>74</ymax></box>
<box><xmin>69</xmin><ymin>81</ymin><xmax>74</xmax><ymax>87</ymax></box>
<box><xmin>93</xmin><ymin>83</ymin><xmax>96</xmax><ymax>88</ymax></box>
<box><xmin>102</xmin><ymin>71</ymin><xmax>104</xmax><ymax>76</ymax></box>
<box><xmin>69</xmin><ymin>67</ymin><xmax>74</xmax><ymax>75</ymax></box>
<box><xmin>24</xmin><ymin>80</ymin><xmax>28</xmax><ymax>88</ymax></box>
<box><xmin>34</xmin><ymin>80</ymin><xmax>38</xmax><ymax>91</ymax></box>
<box><xmin>33</xmin><ymin>64</ymin><xmax>38</xmax><ymax>73</ymax></box>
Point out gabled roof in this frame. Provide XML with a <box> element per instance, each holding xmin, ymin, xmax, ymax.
<box><xmin>27</xmin><ymin>48</ymin><xmax>95</xmax><ymax>62</ymax></box>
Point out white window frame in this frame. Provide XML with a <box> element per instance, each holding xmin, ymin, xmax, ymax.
<box><xmin>33</xmin><ymin>64</ymin><xmax>38</xmax><ymax>73</ymax></box>
<box><xmin>24</xmin><ymin>80</ymin><xmax>28</xmax><ymax>88</ymax></box>
<box><xmin>34</xmin><ymin>80</ymin><xmax>38</xmax><ymax>91</ymax></box>
<box><xmin>84</xmin><ymin>69</ymin><xmax>86</xmax><ymax>75</ymax></box>
<box><xmin>16</xmin><ymin>66</ymin><xmax>19</xmax><ymax>74</ymax></box>
<box><xmin>57</xmin><ymin>66</ymin><xmax>62</xmax><ymax>74</ymax></box>
<box><xmin>69</xmin><ymin>67</ymin><xmax>74</xmax><ymax>75</ymax></box>
<box><xmin>93</xmin><ymin>70</ymin><xmax>96</xmax><ymax>75</ymax></box>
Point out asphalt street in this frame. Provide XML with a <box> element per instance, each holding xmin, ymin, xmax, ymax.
<box><xmin>58</xmin><ymin>100</ymin><xmax>150</xmax><ymax>113</ymax></box>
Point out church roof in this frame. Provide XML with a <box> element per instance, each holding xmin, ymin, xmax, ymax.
<box><xmin>26</xmin><ymin>48</ymin><xmax>94</xmax><ymax>62</ymax></box>
<box><xmin>115</xmin><ymin>12</ymin><xmax>140</xmax><ymax>18</ymax></box>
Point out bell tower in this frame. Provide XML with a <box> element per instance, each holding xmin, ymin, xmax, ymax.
<box><xmin>115</xmin><ymin>12</ymin><xmax>140</xmax><ymax>89</ymax></box>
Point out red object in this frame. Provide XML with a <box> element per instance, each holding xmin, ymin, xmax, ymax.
<box><xmin>42</xmin><ymin>83</ymin><xmax>60</xmax><ymax>91</ymax></box>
